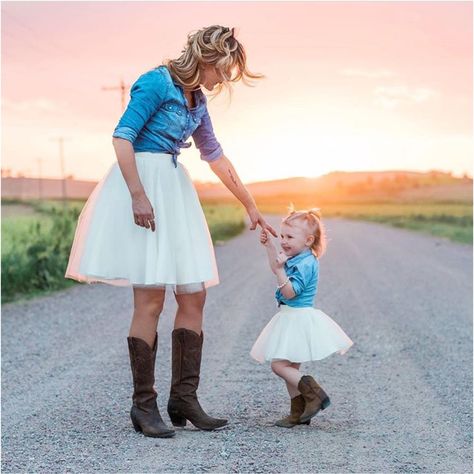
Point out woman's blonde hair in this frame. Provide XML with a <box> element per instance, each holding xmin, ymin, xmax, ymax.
<box><xmin>164</xmin><ymin>25</ymin><xmax>263</xmax><ymax>95</ymax></box>
<box><xmin>282</xmin><ymin>206</ymin><xmax>327</xmax><ymax>258</ymax></box>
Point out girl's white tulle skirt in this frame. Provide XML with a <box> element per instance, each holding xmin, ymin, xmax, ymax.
<box><xmin>65</xmin><ymin>152</ymin><xmax>219</xmax><ymax>294</ymax></box>
<box><xmin>250</xmin><ymin>305</ymin><xmax>353</xmax><ymax>363</ymax></box>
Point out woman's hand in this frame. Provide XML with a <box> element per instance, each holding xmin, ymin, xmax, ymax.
<box><xmin>132</xmin><ymin>191</ymin><xmax>156</xmax><ymax>231</ymax></box>
<box><xmin>247</xmin><ymin>207</ymin><xmax>277</xmax><ymax>237</ymax></box>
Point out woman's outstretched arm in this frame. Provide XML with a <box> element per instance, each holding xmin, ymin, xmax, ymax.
<box><xmin>209</xmin><ymin>155</ymin><xmax>277</xmax><ymax>237</ymax></box>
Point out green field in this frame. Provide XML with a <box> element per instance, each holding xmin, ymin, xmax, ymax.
<box><xmin>254</xmin><ymin>201</ymin><xmax>473</xmax><ymax>245</ymax></box>
<box><xmin>1</xmin><ymin>199</ymin><xmax>245</xmax><ymax>249</ymax></box>
<box><xmin>1</xmin><ymin>199</ymin><xmax>245</xmax><ymax>303</ymax></box>
<box><xmin>202</xmin><ymin>203</ymin><xmax>246</xmax><ymax>243</ymax></box>
<box><xmin>322</xmin><ymin>203</ymin><xmax>472</xmax><ymax>244</ymax></box>
<box><xmin>2</xmin><ymin>196</ymin><xmax>471</xmax><ymax>304</ymax></box>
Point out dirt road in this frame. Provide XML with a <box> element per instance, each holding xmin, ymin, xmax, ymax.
<box><xmin>2</xmin><ymin>217</ymin><xmax>472</xmax><ymax>473</ymax></box>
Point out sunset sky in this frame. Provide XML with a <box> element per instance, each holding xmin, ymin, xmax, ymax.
<box><xmin>1</xmin><ymin>1</ymin><xmax>472</xmax><ymax>183</ymax></box>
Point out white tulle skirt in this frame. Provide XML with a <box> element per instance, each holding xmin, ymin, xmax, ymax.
<box><xmin>250</xmin><ymin>305</ymin><xmax>354</xmax><ymax>363</ymax></box>
<box><xmin>65</xmin><ymin>152</ymin><xmax>219</xmax><ymax>294</ymax></box>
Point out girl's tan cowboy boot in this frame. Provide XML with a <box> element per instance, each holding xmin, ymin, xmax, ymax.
<box><xmin>298</xmin><ymin>375</ymin><xmax>331</xmax><ymax>423</ymax></box>
<box><xmin>275</xmin><ymin>394</ymin><xmax>311</xmax><ymax>428</ymax></box>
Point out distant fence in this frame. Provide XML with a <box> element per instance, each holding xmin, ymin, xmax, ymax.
<box><xmin>1</xmin><ymin>177</ymin><xmax>233</xmax><ymax>202</ymax></box>
<box><xmin>1</xmin><ymin>177</ymin><xmax>97</xmax><ymax>200</ymax></box>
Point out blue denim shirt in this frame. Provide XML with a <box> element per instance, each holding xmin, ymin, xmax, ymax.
<box><xmin>112</xmin><ymin>65</ymin><xmax>224</xmax><ymax>167</ymax></box>
<box><xmin>275</xmin><ymin>248</ymin><xmax>319</xmax><ymax>308</ymax></box>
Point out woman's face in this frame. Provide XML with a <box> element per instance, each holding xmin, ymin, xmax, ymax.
<box><xmin>199</xmin><ymin>64</ymin><xmax>230</xmax><ymax>91</ymax></box>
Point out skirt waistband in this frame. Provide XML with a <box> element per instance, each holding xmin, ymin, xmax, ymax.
<box><xmin>135</xmin><ymin>151</ymin><xmax>173</xmax><ymax>159</ymax></box>
<box><xmin>278</xmin><ymin>304</ymin><xmax>315</xmax><ymax>312</ymax></box>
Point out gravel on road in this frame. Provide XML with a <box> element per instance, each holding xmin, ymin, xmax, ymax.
<box><xmin>1</xmin><ymin>217</ymin><xmax>472</xmax><ymax>473</ymax></box>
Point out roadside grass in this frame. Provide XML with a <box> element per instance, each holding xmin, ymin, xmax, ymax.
<box><xmin>254</xmin><ymin>200</ymin><xmax>473</xmax><ymax>245</ymax></box>
<box><xmin>202</xmin><ymin>203</ymin><xmax>246</xmax><ymax>243</ymax></box>
<box><xmin>3</xmin><ymin>196</ymin><xmax>470</xmax><ymax>304</ymax></box>
<box><xmin>2</xmin><ymin>205</ymin><xmax>79</xmax><ymax>303</ymax></box>
<box><xmin>1</xmin><ymin>199</ymin><xmax>245</xmax><ymax>303</ymax></box>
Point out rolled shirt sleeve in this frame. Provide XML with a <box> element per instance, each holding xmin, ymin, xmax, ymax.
<box><xmin>288</xmin><ymin>260</ymin><xmax>316</xmax><ymax>296</ymax></box>
<box><xmin>288</xmin><ymin>266</ymin><xmax>307</xmax><ymax>296</ymax></box>
<box><xmin>112</xmin><ymin>68</ymin><xmax>169</xmax><ymax>143</ymax></box>
<box><xmin>192</xmin><ymin>107</ymin><xmax>224</xmax><ymax>162</ymax></box>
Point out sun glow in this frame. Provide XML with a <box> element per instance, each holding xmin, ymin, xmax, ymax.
<box><xmin>2</xmin><ymin>2</ymin><xmax>472</xmax><ymax>183</ymax></box>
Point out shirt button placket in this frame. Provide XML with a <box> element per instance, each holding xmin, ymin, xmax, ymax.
<box><xmin>184</xmin><ymin>112</ymin><xmax>190</xmax><ymax>137</ymax></box>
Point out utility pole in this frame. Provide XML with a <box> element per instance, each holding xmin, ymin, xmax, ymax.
<box><xmin>18</xmin><ymin>171</ymin><xmax>23</xmax><ymax>200</ymax></box>
<box><xmin>37</xmin><ymin>157</ymin><xmax>43</xmax><ymax>200</ymax></box>
<box><xmin>102</xmin><ymin>79</ymin><xmax>130</xmax><ymax>112</ymax></box>
<box><xmin>50</xmin><ymin>137</ymin><xmax>69</xmax><ymax>207</ymax></box>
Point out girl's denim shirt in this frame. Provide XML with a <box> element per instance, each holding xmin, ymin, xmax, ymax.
<box><xmin>275</xmin><ymin>249</ymin><xmax>319</xmax><ymax>308</ymax></box>
<box><xmin>112</xmin><ymin>65</ymin><xmax>224</xmax><ymax>167</ymax></box>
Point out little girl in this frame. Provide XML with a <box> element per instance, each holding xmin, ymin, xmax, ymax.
<box><xmin>250</xmin><ymin>208</ymin><xmax>353</xmax><ymax>428</ymax></box>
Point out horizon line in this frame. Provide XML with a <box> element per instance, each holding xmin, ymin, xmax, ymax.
<box><xmin>1</xmin><ymin>168</ymin><xmax>472</xmax><ymax>185</ymax></box>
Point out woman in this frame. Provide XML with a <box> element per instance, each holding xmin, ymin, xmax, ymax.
<box><xmin>65</xmin><ymin>25</ymin><xmax>276</xmax><ymax>438</ymax></box>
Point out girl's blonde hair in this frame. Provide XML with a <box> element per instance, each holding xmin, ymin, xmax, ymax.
<box><xmin>282</xmin><ymin>206</ymin><xmax>327</xmax><ymax>258</ymax></box>
<box><xmin>164</xmin><ymin>25</ymin><xmax>264</xmax><ymax>96</ymax></box>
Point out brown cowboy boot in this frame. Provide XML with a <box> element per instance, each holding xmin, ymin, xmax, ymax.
<box><xmin>274</xmin><ymin>395</ymin><xmax>311</xmax><ymax>428</ymax></box>
<box><xmin>167</xmin><ymin>328</ymin><xmax>228</xmax><ymax>431</ymax></box>
<box><xmin>298</xmin><ymin>375</ymin><xmax>331</xmax><ymax>423</ymax></box>
<box><xmin>127</xmin><ymin>332</ymin><xmax>175</xmax><ymax>438</ymax></box>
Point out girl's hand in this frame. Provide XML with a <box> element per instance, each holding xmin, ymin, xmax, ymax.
<box><xmin>247</xmin><ymin>207</ymin><xmax>278</xmax><ymax>237</ymax></box>
<box><xmin>260</xmin><ymin>229</ymin><xmax>273</xmax><ymax>247</ymax></box>
<box><xmin>276</xmin><ymin>251</ymin><xmax>289</xmax><ymax>268</ymax></box>
<box><xmin>132</xmin><ymin>191</ymin><xmax>156</xmax><ymax>232</ymax></box>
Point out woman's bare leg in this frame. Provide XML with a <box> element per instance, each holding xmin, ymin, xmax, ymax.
<box><xmin>174</xmin><ymin>289</ymin><xmax>206</xmax><ymax>333</ymax></box>
<box><xmin>129</xmin><ymin>287</ymin><xmax>166</xmax><ymax>348</ymax></box>
<box><xmin>127</xmin><ymin>286</ymin><xmax>175</xmax><ymax>438</ymax></box>
<box><xmin>168</xmin><ymin>288</ymin><xmax>227</xmax><ymax>430</ymax></box>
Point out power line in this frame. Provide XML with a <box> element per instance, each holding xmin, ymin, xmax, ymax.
<box><xmin>50</xmin><ymin>137</ymin><xmax>70</xmax><ymax>206</ymax></box>
<box><xmin>3</xmin><ymin>11</ymin><xmax>133</xmax><ymax>113</ymax></box>
<box><xmin>2</xmin><ymin>10</ymin><xmax>78</xmax><ymax>57</ymax></box>
<box><xmin>37</xmin><ymin>157</ymin><xmax>43</xmax><ymax>200</ymax></box>
<box><xmin>2</xmin><ymin>11</ymin><xmax>99</xmax><ymax>86</ymax></box>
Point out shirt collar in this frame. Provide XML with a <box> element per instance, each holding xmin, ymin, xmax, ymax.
<box><xmin>161</xmin><ymin>65</ymin><xmax>203</xmax><ymax>108</ymax></box>
<box><xmin>285</xmin><ymin>248</ymin><xmax>313</xmax><ymax>268</ymax></box>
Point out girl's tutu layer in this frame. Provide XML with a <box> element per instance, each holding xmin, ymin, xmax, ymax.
<box><xmin>250</xmin><ymin>305</ymin><xmax>353</xmax><ymax>363</ymax></box>
<box><xmin>65</xmin><ymin>152</ymin><xmax>219</xmax><ymax>294</ymax></box>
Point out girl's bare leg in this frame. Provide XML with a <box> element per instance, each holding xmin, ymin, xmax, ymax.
<box><xmin>271</xmin><ymin>360</ymin><xmax>303</xmax><ymax>397</ymax></box>
<box><xmin>284</xmin><ymin>362</ymin><xmax>302</xmax><ymax>397</ymax></box>
<box><xmin>129</xmin><ymin>287</ymin><xmax>166</xmax><ymax>348</ymax></box>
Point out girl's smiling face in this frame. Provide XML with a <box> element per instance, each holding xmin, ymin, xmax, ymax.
<box><xmin>279</xmin><ymin>221</ymin><xmax>314</xmax><ymax>257</ymax></box>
